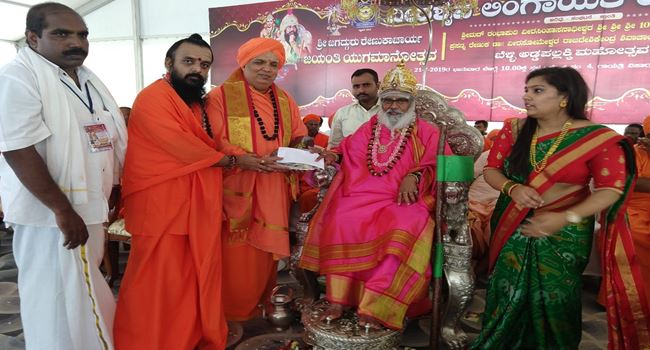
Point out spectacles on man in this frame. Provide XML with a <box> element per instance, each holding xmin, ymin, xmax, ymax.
<box><xmin>381</xmin><ymin>98</ymin><xmax>410</xmax><ymax>108</ymax></box>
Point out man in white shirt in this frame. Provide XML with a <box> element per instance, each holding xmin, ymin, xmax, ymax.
<box><xmin>0</xmin><ymin>3</ymin><xmax>126</xmax><ymax>349</ymax></box>
<box><xmin>328</xmin><ymin>68</ymin><xmax>381</xmax><ymax>148</ymax></box>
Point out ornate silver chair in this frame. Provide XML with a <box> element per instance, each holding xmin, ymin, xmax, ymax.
<box><xmin>295</xmin><ymin>89</ymin><xmax>483</xmax><ymax>349</ymax></box>
<box><xmin>415</xmin><ymin>89</ymin><xmax>483</xmax><ymax>349</ymax></box>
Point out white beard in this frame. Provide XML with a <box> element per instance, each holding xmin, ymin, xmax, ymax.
<box><xmin>377</xmin><ymin>103</ymin><xmax>416</xmax><ymax>131</ymax></box>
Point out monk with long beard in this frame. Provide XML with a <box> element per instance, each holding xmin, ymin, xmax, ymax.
<box><xmin>115</xmin><ymin>34</ymin><xmax>260</xmax><ymax>350</ymax></box>
<box><xmin>300</xmin><ymin>62</ymin><xmax>448</xmax><ymax>330</ymax></box>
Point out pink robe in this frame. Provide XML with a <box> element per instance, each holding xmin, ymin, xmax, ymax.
<box><xmin>300</xmin><ymin>115</ymin><xmax>446</xmax><ymax>329</ymax></box>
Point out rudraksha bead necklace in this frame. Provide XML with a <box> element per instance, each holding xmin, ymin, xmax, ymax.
<box><xmin>252</xmin><ymin>88</ymin><xmax>279</xmax><ymax>141</ymax></box>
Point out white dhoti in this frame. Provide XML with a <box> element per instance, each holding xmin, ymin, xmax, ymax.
<box><xmin>12</xmin><ymin>224</ymin><xmax>115</xmax><ymax>350</ymax></box>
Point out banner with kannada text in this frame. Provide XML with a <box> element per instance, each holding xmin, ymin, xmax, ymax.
<box><xmin>209</xmin><ymin>0</ymin><xmax>650</xmax><ymax>123</ymax></box>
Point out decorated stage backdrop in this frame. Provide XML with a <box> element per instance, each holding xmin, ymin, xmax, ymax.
<box><xmin>209</xmin><ymin>0</ymin><xmax>650</xmax><ymax>124</ymax></box>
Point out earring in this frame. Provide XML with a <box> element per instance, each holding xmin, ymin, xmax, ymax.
<box><xmin>559</xmin><ymin>100</ymin><xmax>567</xmax><ymax>108</ymax></box>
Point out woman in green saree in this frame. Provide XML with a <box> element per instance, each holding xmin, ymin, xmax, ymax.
<box><xmin>470</xmin><ymin>67</ymin><xmax>650</xmax><ymax>349</ymax></box>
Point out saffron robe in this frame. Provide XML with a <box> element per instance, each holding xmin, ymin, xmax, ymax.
<box><xmin>207</xmin><ymin>69</ymin><xmax>306</xmax><ymax>320</ymax></box>
<box><xmin>314</xmin><ymin>132</ymin><xmax>329</xmax><ymax>148</ymax></box>
<box><xmin>114</xmin><ymin>79</ymin><xmax>228</xmax><ymax>349</ymax></box>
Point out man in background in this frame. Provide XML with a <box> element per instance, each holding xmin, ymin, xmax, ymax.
<box><xmin>328</xmin><ymin>68</ymin><xmax>381</xmax><ymax>148</ymax></box>
<box><xmin>303</xmin><ymin>114</ymin><xmax>329</xmax><ymax>148</ymax></box>
<box><xmin>474</xmin><ymin>120</ymin><xmax>488</xmax><ymax>136</ymax></box>
<box><xmin>624</xmin><ymin>123</ymin><xmax>644</xmax><ymax>144</ymax></box>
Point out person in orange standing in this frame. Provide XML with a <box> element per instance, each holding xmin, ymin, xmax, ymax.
<box><xmin>628</xmin><ymin>115</ymin><xmax>650</xmax><ymax>307</ymax></box>
<box><xmin>207</xmin><ymin>37</ymin><xmax>307</xmax><ymax>321</ymax></box>
<box><xmin>114</xmin><ymin>34</ymin><xmax>260</xmax><ymax>350</ymax></box>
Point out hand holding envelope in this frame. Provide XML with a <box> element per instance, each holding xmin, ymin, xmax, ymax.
<box><xmin>276</xmin><ymin>147</ymin><xmax>325</xmax><ymax>171</ymax></box>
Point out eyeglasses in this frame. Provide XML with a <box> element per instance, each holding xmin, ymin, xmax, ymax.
<box><xmin>381</xmin><ymin>98</ymin><xmax>410</xmax><ymax>108</ymax></box>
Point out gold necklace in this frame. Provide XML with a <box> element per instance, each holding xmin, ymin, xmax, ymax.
<box><xmin>530</xmin><ymin>120</ymin><xmax>572</xmax><ymax>172</ymax></box>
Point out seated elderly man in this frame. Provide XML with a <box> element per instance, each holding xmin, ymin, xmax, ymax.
<box><xmin>299</xmin><ymin>62</ymin><xmax>447</xmax><ymax>330</ymax></box>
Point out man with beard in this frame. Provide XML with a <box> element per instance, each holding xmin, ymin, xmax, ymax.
<box><xmin>300</xmin><ymin>62</ymin><xmax>447</xmax><ymax>330</ymax></box>
<box><xmin>114</xmin><ymin>34</ymin><xmax>257</xmax><ymax>349</ymax></box>
<box><xmin>328</xmin><ymin>68</ymin><xmax>381</xmax><ymax>148</ymax></box>
<box><xmin>207</xmin><ymin>37</ymin><xmax>307</xmax><ymax>321</ymax></box>
<box><xmin>0</xmin><ymin>3</ymin><xmax>126</xmax><ymax>349</ymax></box>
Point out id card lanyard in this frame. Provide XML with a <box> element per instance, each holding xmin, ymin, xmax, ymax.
<box><xmin>61</xmin><ymin>78</ymin><xmax>114</xmax><ymax>152</ymax></box>
<box><xmin>60</xmin><ymin>79</ymin><xmax>95</xmax><ymax>115</ymax></box>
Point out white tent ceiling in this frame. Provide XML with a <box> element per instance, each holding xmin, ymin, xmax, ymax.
<box><xmin>0</xmin><ymin>0</ymin><xmax>113</xmax><ymax>42</ymax></box>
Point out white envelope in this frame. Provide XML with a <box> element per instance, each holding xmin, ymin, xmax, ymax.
<box><xmin>276</xmin><ymin>147</ymin><xmax>325</xmax><ymax>170</ymax></box>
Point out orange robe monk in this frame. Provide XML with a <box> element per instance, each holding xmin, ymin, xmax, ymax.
<box><xmin>302</xmin><ymin>113</ymin><xmax>329</xmax><ymax>149</ymax></box>
<box><xmin>207</xmin><ymin>38</ymin><xmax>307</xmax><ymax>321</ymax></box>
<box><xmin>628</xmin><ymin>116</ymin><xmax>650</xmax><ymax>307</ymax></box>
<box><xmin>114</xmin><ymin>77</ymin><xmax>228</xmax><ymax>349</ymax></box>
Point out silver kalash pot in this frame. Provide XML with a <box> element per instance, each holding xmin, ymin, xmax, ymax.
<box><xmin>268</xmin><ymin>285</ymin><xmax>295</xmax><ymax>331</ymax></box>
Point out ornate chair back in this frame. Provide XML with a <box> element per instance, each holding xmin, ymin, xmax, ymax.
<box><xmin>415</xmin><ymin>89</ymin><xmax>483</xmax><ymax>349</ymax></box>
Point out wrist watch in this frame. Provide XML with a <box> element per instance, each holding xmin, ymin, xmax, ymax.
<box><xmin>565</xmin><ymin>210</ymin><xmax>582</xmax><ymax>224</ymax></box>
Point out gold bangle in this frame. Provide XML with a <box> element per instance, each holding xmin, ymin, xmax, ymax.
<box><xmin>507</xmin><ymin>184</ymin><xmax>520</xmax><ymax>197</ymax></box>
<box><xmin>500</xmin><ymin>180</ymin><xmax>515</xmax><ymax>194</ymax></box>
<box><xmin>501</xmin><ymin>180</ymin><xmax>519</xmax><ymax>196</ymax></box>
